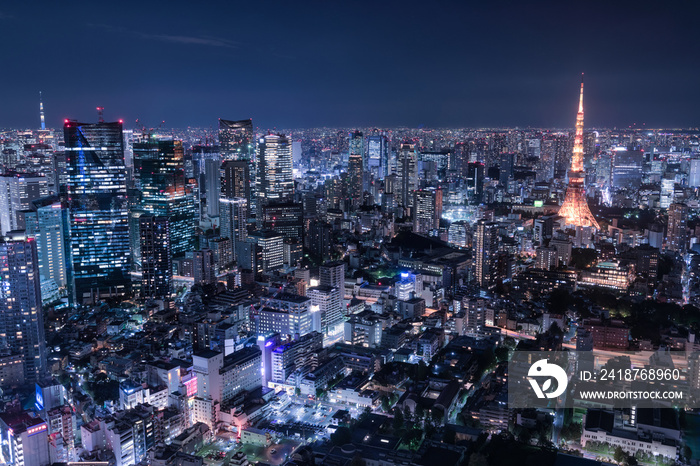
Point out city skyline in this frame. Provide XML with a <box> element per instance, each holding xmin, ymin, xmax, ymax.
<box><xmin>1</xmin><ymin>0</ymin><xmax>699</xmax><ymax>129</ymax></box>
<box><xmin>1</xmin><ymin>3</ymin><xmax>700</xmax><ymax>466</ymax></box>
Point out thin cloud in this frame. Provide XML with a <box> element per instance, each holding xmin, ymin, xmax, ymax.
<box><xmin>0</xmin><ymin>11</ymin><xmax>15</xmax><ymax>20</ymax></box>
<box><xmin>88</xmin><ymin>23</ymin><xmax>238</xmax><ymax>49</ymax></box>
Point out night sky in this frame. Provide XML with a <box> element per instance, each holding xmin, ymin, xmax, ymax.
<box><xmin>1</xmin><ymin>0</ymin><xmax>699</xmax><ymax>130</ymax></box>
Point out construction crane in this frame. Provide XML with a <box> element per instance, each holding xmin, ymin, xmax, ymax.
<box><xmin>134</xmin><ymin>118</ymin><xmax>166</xmax><ymax>140</ymax></box>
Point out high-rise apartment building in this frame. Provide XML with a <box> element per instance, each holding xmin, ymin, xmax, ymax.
<box><xmin>667</xmin><ymin>203</ymin><xmax>688</xmax><ymax>253</ymax></box>
<box><xmin>140</xmin><ymin>216</ymin><xmax>172</xmax><ymax>299</ymax></box>
<box><xmin>475</xmin><ymin>220</ymin><xmax>499</xmax><ymax>289</ymax></box>
<box><xmin>193</xmin><ymin>249</ymin><xmax>216</xmax><ymax>285</ymax></box>
<box><xmin>0</xmin><ymin>239</ymin><xmax>46</xmax><ymax>384</ymax></box>
<box><xmin>65</xmin><ymin>120</ymin><xmax>131</xmax><ymax>302</ymax></box>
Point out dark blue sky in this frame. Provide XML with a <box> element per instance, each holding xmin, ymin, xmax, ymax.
<box><xmin>1</xmin><ymin>0</ymin><xmax>698</xmax><ymax>129</ymax></box>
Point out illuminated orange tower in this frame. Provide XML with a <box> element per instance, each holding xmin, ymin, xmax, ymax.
<box><xmin>558</xmin><ymin>76</ymin><xmax>600</xmax><ymax>229</ymax></box>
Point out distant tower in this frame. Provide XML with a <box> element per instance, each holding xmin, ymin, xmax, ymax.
<box><xmin>39</xmin><ymin>92</ymin><xmax>46</xmax><ymax>130</ymax></box>
<box><xmin>558</xmin><ymin>76</ymin><xmax>600</xmax><ymax>229</ymax></box>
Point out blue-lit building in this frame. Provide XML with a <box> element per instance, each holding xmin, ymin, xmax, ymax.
<box><xmin>64</xmin><ymin>120</ymin><xmax>131</xmax><ymax>303</ymax></box>
<box><xmin>0</xmin><ymin>239</ymin><xmax>47</xmax><ymax>384</ymax></box>
<box><xmin>134</xmin><ymin>139</ymin><xmax>195</xmax><ymax>257</ymax></box>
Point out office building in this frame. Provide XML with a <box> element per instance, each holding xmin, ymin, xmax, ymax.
<box><xmin>0</xmin><ymin>411</ymin><xmax>50</xmax><ymax>466</ymax></box>
<box><xmin>219</xmin><ymin>119</ymin><xmax>254</xmax><ymax>161</ymax></box>
<box><xmin>23</xmin><ymin>197</ymin><xmax>69</xmax><ymax>293</ymax></box>
<box><xmin>348</xmin><ymin>154</ymin><xmax>363</xmax><ymax>206</ymax></box>
<box><xmin>220</xmin><ymin>197</ymin><xmax>248</xmax><ymax>260</ymax></box>
<box><xmin>248</xmin><ymin>230</ymin><xmax>284</xmax><ymax>274</ymax></box>
<box><xmin>366</xmin><ymin>134</ymin><xmax>387</xmax><ymax>178</ymax></box>
<box><xmin>261</xmin><ymin>202</ymin><xmax>303</xmax><ymax>240</ymax></box>
<box><xmin>689</xmin><ymin>158</ymin><xmax>700</xmax><ymax>187</ymax></box>
<box><xmin>134</xmin><ymin>139</ymin><xmax>195</xmax><ymax>256</ymax></box>
<box><xmin>222</xmin><ymin>160</ymin><xmax>251</xmax><ymax>206</ymax></box>
<box><xmin>466</xmin><ymin>162</ymin><xmax>484</xmax><ymax>203</ymax></box>
<box><xmin>0</xmin><ymin>173</ymin><xmax>48</xmax><ymax>235</ymax></box>
<box><xmin>270</xmin><ymin>331</ymin><xmax>323</xmax><ymax>385</ymax></box>
<box><xmin>307</xmin><ymin>285</ymin><xmax>343</xmax><ymax>343</ymax></box>
<box><xmin>204</xmin><ymin>158</ymin><xmax>221</xmax><ymax>217</ymax></box>
<box><xmin>256</xmin><ymin>134</ymin><xmax>294</xmax><ymax>207</ymax></box>
<box><xmin>140</xmin><ymin>216</ymin><xmax>172</xmax><ymax>300</ymax></box>
<box><xmin>65</xmin><ymin>120</ymin><xmax>131</xmax><ymax>302</ymax></box>
<box><xmin>396</xmin><ymin>143</ymin><xmax>418</xmax><ymax>207</ymax></box>
<box><xmin>611</xmin><ymin>149</ymin><xmax>644</xmax><ymax>189</ymax></box>
<box><xmin>263</xmin><ymin>293</ymin><xmax>314</xmax><ymax>337</ymax></box>
<box><xmin>0</xmin><ymin>240</ymin><xmax>46</xmax><ymax>384</ymax></box>
<box><xmin>413</xmin><ymin>188</ymin><xmax>443</xmax><ymax>234</ymax></box>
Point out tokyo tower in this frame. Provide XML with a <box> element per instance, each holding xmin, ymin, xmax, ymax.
<box><xmin>558</xmin><ymin>76</ymin><xmax>600</xmax><ymax>229</ymax></box>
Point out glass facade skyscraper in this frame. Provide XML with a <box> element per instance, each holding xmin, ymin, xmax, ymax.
<box><xmin>134</xmin><ymin>139</ymin><xmax>195</xmax><ymax>257</ymax></box>
<box><xmin>256</xmin><ymin>134</ymin><xmax>294</xmax><ymax>208</ymax></box>
<box><xmin>64</xmin><ymin>120</ymin><xmax>131</xmax><ymax>303</ymax></box>
<box><xmin>0</xmin><ymin>239</ymin><xmax>47</xmax><ymax>384</ymax></box>
<box><xmin>219</xmin><ymin>118</ymin><xmax>254</xmax><ymax>161</ymax></box>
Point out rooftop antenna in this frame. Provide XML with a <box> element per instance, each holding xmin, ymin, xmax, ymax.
<box><xmin>97</xmin><ymin>106</ymin><xmax>104</xmax><ymax>123</ymax></box>
<box><xmin>39</xmin><ymin>91</ymin><xmax>46</xmax><ymax>130</ymax></box>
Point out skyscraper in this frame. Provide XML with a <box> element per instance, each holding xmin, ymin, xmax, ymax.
<box><xmin>262</xmin><ymin>202</ymin><xmax>303</xmax><ymax>240</ymax></box>
<box><xmin>558</xmin><ymin>78</ymin><xmax>600</xmax><ymax>229</ymax></box>
<box><xmin>65</xmin><ymin>120</ymin><xmax>131</xmax><ymax>302</ymax></box>
<box><xmin>220</xmin><ymin>197</ymin><xmax>248</xmax><ymax>260</ymax></box>
<box><xmin>366</xmin><ymin>134</ymin><xmax>387</xmax><ymax>178</ymax></box>
<box><xmin>23</xmin><ymin>196</ymin><xmax>69</xmax><ymax>295</ymax></box>
<box><xmin>413</xmin><ymin>188</ymin><xmax>443</xmax><ymax>234</ymax></box>
<box><xmin>140</xmin><ymin>216</ymin><xmax>172</xmax><ymax>300</ymax></box>
<box><xmin>0</xmin><ymin>173</ymin><xmax>49</xmax><ymax>235</ymax></box>
<box><xmin>204</xmin><ymin>158</ymin><xmax>221</xmax><ymax>218</ymax></box>
<box><xmin>396</xmin><ymin>143</ymin><xmax>418</xmax><ymax>208</ymax></box>
<box><xmin>222</xmin><ymin>160</ymin><xmax>251</xmax><ymax>205</ymax></box>
<box><xmin>248</xmin><ymin>230</ymin><xmax>284</xmax><ymax>274</ymax></box>
<box><xmin>219</xmin><ymin>119</ymin><xmax>254</xmax><ymax>161</ymax></box>
<box><xmin>0</xmin><ymin>239</ymin><xmax>46</xmax><ymax>383</ymax></box>
<box><xmin>475</xmin><ymin>220</ymin><xmax>499</xmax><ymax>289</ymax></box>
<box><xmin>347</xmin><ymin>154</ymin><xmax>363</xmax><ymax>205</ymax></box>
<box><xmin>667</xmin><ymin>203</ymin><xmax>688</xmax><ymax>253</ymax></box>
<box><xmin>466</xmin><ymin>162</ymin><xmax>484</xmax><ymax>203</ymax></box>
<box><xmin>348</xmin><ymin>130</ymin><xmax>363</xmax><ymax>165</ymax></box>
<box><xmin>133</xmin><ymin>139</ymin><xmax>195</xmax><ymax>256</ymax></box>
<box><xmin>256</xmin><ymin>134</ymin><xmax>294</xmax><ymax>208</ymax></box>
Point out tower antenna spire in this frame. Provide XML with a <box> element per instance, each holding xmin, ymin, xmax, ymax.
<box><xmin>39</xmin><ymin>91</ymin><xmax>46</xmax><ymax>130</ymax></box>
<box><xmin>558</xmin><ymin>75</ymin><xmax>600</xmax><ymax>230</ymax></box>
<box><xmin>97</xmin><ymin>106</ymin><xmax>104</xmax><ymax>123</ymax></box>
